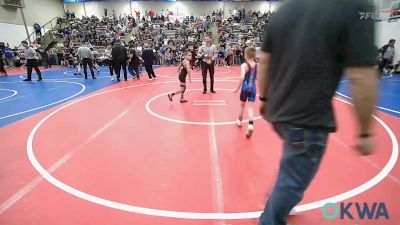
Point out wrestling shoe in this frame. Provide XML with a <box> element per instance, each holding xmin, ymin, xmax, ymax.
<box><xmin>246</xmin><ymin>123</ymin><xmax>254</xmax><ymax>138</ymax></box>
<box><xmin>236</xmin><ymin>118</ymin><xmax>242</xmax><ymax>127</ymax></box>
<box><xmin>168</xmin><ymin>93</ymin><xmax>173</xmax><ymax>101</ymax></box>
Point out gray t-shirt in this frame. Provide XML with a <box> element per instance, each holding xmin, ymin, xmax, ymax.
<box><xmin>23</xmin><ymin>47</ymin><xmax>37</xmax><ymax>60</ymax></box>
<box><xmin>383</xmin><ymin>46</ymin><xmax>395</xmax><ymax>60</ymax></box>
<box><xmin>77</xmin><ymin>46</ymin><xmax>92</xmax><ymax>59</ymax></box>
<box><xmin>198</xmin><ymin>44</ymin><xmax>217</xmax><ymax>62</ymax></box>
<box><xmin>261</xmin><ymin>0</ymin><xmax>376</xmax><ymax>132</ymax></box>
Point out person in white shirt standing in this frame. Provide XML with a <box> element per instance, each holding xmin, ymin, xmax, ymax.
<box><xmin>77</xmin><ymin>42</ymin><xmax>96</xmax><ymax>79</ymax></box>
<box><xmin>104</xmin><ymin>43</ymin><xmax>114</xmax><ymax>80</ymax></box>
<box><xmin>21</xmin><ymin>41</ymin><xmax>42</xmax><ymax>81</ymax></box>
<box><xmin>197</xmin><ymin>35</ymin><xmax>218</xmax><ymax>94</ymax></box>
<box><xmin>379</xmin><ymin>39</ymin><xmax>395</xmax><ymax>76</ymax></box>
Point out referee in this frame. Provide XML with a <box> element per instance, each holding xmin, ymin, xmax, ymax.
<box><xmin>197</xmin><ymin>35</ymin><xmax>217</xmax><ymax>94</ymax></box>
<box><xmin>77</xmin><ymin>42</ymin><xmax>96</xmax><ymax>79</ymax></box>
<box><xmin>21</xmin><ymin>41</ymin><xmax>42</xmax><ymax>81</ymax></box>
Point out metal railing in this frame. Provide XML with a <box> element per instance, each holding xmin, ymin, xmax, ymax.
<box><xmin>18</xmin><ymin>16</ymin><xmax>61</xmax><ymax>48</ymax></box>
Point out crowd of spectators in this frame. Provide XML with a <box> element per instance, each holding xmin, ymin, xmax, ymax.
<box><xmin>1</xmin><ymin>7</ymin><xmax>274</xmax><ymax>69</ymax></box>
<box><xmin>58</xmin><ymin>12</ymin><xmax>135</xmax><ymax>47</ymax></box>
<box><xmin>126</xmin><ymin>8</ymin><xmax>273</xmax><ymax>68</ymax></box>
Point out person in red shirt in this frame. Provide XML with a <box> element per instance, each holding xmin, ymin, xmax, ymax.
<box><xmin>149</xmin><ymin>9</ymin><xmax>155</xmax><ymax>21</ymax></box>
<box><xmin>135</xmin><ymin>11</ymin><xmax>140</xmax><ymax>21</ymax></box>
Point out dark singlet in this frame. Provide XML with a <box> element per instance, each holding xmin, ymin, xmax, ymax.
<box><xmin>179</xmin><ymin>60</ymin><xmax>188</xmax><ymax>83</ymax></box>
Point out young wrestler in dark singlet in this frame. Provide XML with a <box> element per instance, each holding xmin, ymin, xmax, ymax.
<box><xmin>168</xmin><ymin>51</ymin><xmax>192</xmax><ymax>103</ymax></box>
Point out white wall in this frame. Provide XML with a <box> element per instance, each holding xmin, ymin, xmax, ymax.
<box><xmin>376</xmin><ymin>20</ymin><xmax>400</xmax><ymax>62</ymax></box>
<box><xmin>65</xmin><ymin>2</ymin><xmax>86</xmax><ymax>18</ymax></box>
<box><xmin>0</xmin><ymin>23</ymin><xmax>50</xmax><ymax>48</ymax></box>
<box><xmin>0</xmin><ymin>0</ymin><xmax>64</xmax><ymax>26</ymax></box>
<box><xmin>65</xmin><ymin>1</ymin><xmax>282</xmax><ymax>18</ymax></box>
<box><xmin>224</xmin><ymin>1</ymin><xmax>280</xmax><ymax>14</ymax></box>
<box><xmin>379</xmin><ymin>0</ymin><xmax>398</xmax><ymax>9</ymax></box>
<box><xmin>0</xmin><ymin>0</ymin><xmax>64</xmax><ymax>46</ymax></box>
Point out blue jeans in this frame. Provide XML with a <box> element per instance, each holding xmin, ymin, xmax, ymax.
<box><xmin>128</xmin><ymin>64</ymin><xmax>140</xmax><ymax>79</ymax></box>
<box><xmin>259</xmin><ymin>123</ymin><xmax>328</xmax><ymax>225</ymax></box>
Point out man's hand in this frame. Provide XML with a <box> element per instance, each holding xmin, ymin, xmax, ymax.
<box><xmin>355</xmin><ymin>136</ymin><xmax>375</xmax><ymax>156</ymax></box>
<box><xmin>259</xmin><ymin>101</ymin><xmax>267</xmax><ymax>119</ymax></box>
<box><xmin>347</xmin><ymin>67</ymin><xmax>378</xmax><ymax>156</ymax></box>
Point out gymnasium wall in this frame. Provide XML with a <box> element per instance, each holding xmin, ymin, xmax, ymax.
<box><xmin>0</xmin><ymin>0</ymin><xmax>64</xmax><ymax>47</ymax></box>
<box><xmin>379</xmin><ymin>0</ymin><xmax>399</xmax><ymax>9</ymax></box>
<box><xmin>0</xmin><ymin>24</ymin><xmax>53</xmax><ymax>48</ymax></box>
<box><xmin>0</xmin><ymin>0</ymin><xmax>64</xmax><ymax>25</ymax></box>
<box><xmin>65</xmin><ymin>1</ymin><xmax>281</xmax><ymax>18</ymax></box>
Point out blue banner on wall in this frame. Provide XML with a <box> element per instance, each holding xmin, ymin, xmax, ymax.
<box><xmin>64</xmin><ymin>0</ymin><xmax>274</xmax><ymax>2</ymax></box>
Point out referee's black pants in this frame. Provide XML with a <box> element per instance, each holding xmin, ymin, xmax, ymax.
<box><xmin>26</xmin><ymin>59</ymin><xmax>42</xmax><ymax>80</ymax></box>
<box><xmin>107</xmin><ymin>59</ymin><xmax>114</xmax><ymax>76</ymax></box>
<box><xmin>202</xmin><ymin>61</ymin><xmax>215</xmax><ymax>91</ymax></box>
<box><xmin>114</xmin><ymin>60</ymin><xmax>127</xmax><ymax>81</ymax></box>
<box><xmin>144</xmin><ymin>63</ymin><xmax>156</xmax><ymax>79</ymax></box>
<box><xmin>82</xmin><ymin>58</ymin><xmax>95</xmax><ymax>79</ymax></box>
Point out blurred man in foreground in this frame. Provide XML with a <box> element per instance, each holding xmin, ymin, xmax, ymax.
<box><xmin>257</xmin><ymin>0</ymin><xmax>378</xmax><ymax>224</ymax></box>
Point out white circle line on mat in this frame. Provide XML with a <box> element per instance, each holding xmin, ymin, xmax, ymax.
<box><xmin>146</xmin><ymin>88</ymin><xmax>261</xmax><ymax>125</ymax></box>
<box><xmin>0</xmin><ymin>89</ymin><xmax>18</xmax><ymax>101</ymax></box>
<box><xmin>26</xmin><ymin>81</ymin><xmax>398</xmax><ymax>219</ymax></box>
<box><xmin>0</xmin><ymin>81</ymin><xmax>85</xmax><ymax>120</ymax></box>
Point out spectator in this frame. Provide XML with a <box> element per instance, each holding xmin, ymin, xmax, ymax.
<box><xmin>39</xmin><ymin>47</ymin><xmax>51</xmax><ymax>69</ymax></box>
<box><xmin>0</xmin><ymin>49</ymin><xmax>7</xmax><ymax>76</ymax></box>
<box><xmin>128</xmin><ymin>49</ymin><xmax>142</xmax><ymax>80</ymax></box>
<box><xmin>218</xmin><ymin>47</ymin><xmax>225</xmax><ymax>66</ymax></box>
<box><xmin>104</xmin><ymin>43</ymin><xmax>114</xmax><ymax>80</ymax></box>
<box><xmin>111</xmin><ymin>39</ymin><xmax>128</xmax><ymax>81</ymax></box>
<box><xmin>378</xmin><ymin>39</ymin><xmax>396</xmax><ymax>76</ymax></box>
<box><xmin>34</xmin><ymin>22</ymin><xmax>42</xmax><ymax>37</ymax></box>
<box><xmin>142</xmin><ymin>43</ymin><xmax>157</xmax><ymax>80</ymax></box>
<box><xmin>135</xmin><ymin>11</ymin><xmax>141</xmax><ymax>21</ymax></box>
<box><xmin>4</xmin><ymin>45</ymin><xmax>14</xmax><ymax>67</ymax></box>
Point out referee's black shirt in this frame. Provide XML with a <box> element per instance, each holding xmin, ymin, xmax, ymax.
<box><xmin>111</xmin><ymin>43</ymin><xmax>127</xmax><ymax>61</ymax></box>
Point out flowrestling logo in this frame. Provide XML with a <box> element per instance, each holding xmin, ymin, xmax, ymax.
<box><xmin>359</xmin><ymin>9</ymin><xmax>395</xmax><ymax>20</ymax></box>
<box><xmin>322</xmin><ymin>202</ymin><xmax>390</xmax><ymax>220</ymax></box>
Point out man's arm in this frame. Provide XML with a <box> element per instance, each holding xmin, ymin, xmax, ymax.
<box><xmin>212</xmin><ymin>45</ymin><xmax>218</xmax><ymax>61</ymax></box>
<box><xmin>346</xmin><ymin>67</ymin><xmax>378</xmax><ymax>136</ymax></box>
<box><xmin>77</xmin><ymin>48</ymin><xmax>81</xmax><ymax>60</ymax></box>
<box><xmin>197</xmin><ymin>46</ymin><xmax>203</xmax><ymax>58</ymax></box>
<box><xmin>258</xmin><ymin>52</ymin><xmax>271</xmax><ymax>99</ymax></box>
<box><xmin>343</xmin><ymin>0</ymin><xmax>377</xmax><ymax>155</ymax></box>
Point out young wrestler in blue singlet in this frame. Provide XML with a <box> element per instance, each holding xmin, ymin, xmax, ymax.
<box><xmin>233</xmin><ymin>47</ymin><xmax>258</xmax><ymax>138</ymax></box>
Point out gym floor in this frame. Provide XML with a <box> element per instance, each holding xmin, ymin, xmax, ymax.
<box><xmin>0</xmin><ymin>66</ymin><xmax>399</xmax><ymax>225</ymax></box>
